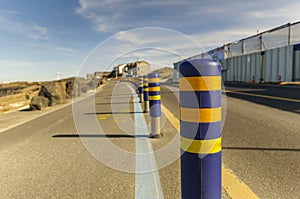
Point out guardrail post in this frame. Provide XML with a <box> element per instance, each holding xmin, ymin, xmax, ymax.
<box><xmin>179</xmin><ymin>59</ymin><xmax>222</xmax><ymax>199</ymax></box>
<box><xmin>148</xmin><ymin>73</ymin><xmax>162</xmax><ymax>138</ymax></box>
<box><xmin>143</xmin><ymin>76</ymin><xmax>149</xmax><ymax>113</ymax></box>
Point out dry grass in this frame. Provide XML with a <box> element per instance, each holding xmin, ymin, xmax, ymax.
<box><xmin>0</xmin><ymin>84</ymin><xmax>40</xmax><ymax>114</ymax></box>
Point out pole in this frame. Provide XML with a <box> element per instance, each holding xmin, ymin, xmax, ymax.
<box><xmin>259</xmin><ymin>36</ymin><xmax>264</xmax><ymax>82</ymax></box>
<box><xmin>148</xmin><ymin>73</ymin><xmax>162</xmax><ymax>138</ymax></box>
<box><xmin>179</xmin><ymin>59</ymin><xmax>222</xmax><ymax>199</ymax></box>
<box><xmin>143</xmin><ymin>76</ymin><xmax>149</xmax><ymax>113</ymax></box>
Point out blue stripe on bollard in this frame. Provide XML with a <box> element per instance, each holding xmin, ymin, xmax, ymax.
<box><xmin>180</xmin><ymin>59</ymin><xmax>222</xmax><ymax>199</ymax></box>
<box><xmin>179</xmin><ymin>58</ymin><xmax>221</xmax><ymax>77</ymax></box>
<box><xmin>143</xmin><ymin>77</ymin><xmax>149</xmax><ymax>102</ymax></box>
<box><xmin>148</xmin><ymin>73</ymin><xmax>161</xmax><ymax>118</ymax></box>
<box><xmin>148</xmin><ymin>91</ymin><xmax>161</xmax><ymax>96</ymax></box>
<box><xmin>180</xmin><ymin>121</ymin><xmax>222</xmax><ymax>140</ymax></box>
<box><xmin>180</xmin><ymin>90</ymin><xmax>222</xmax><ymax>108</ymax></box>
<box><xmin>181</xmin><ymin>151</ymin><xmax>222</xmax><ymax>199</ymax></box>
<box><xmin>138</xmin><ymin>86</ymin><xmax>143</xmax><ymax>94</ymax></box>
<box><xmin>148</xmin><ymin>82</ymin><xmax>160</xmax><ymax>87</ymax></box>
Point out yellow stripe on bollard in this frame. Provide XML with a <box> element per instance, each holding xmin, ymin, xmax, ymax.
<box><xmin>181</xmin><ymin>136</ymin><xmax>222</xmax><ymax>154</ymax></box>
<box><xmin>149</xmin><ymin>87</ymin><xmax>160</xmax><ymax>91</ymax></box>
<box><xmin>180</xmin><ymin>107</ymin><xmax>221</xmax><ymax>123</ymax></box>
<box><xmin>179</xmin><ymin>76</ymin><xmax>221</xmax><ymax>91</ymax></box>
<box><xmin>148</xmin><ymin>78</ymin><xmax>160</xmax><ymax>83</ymax></box>
<box><xmin>149</xmin><ymin>95</ymin><xmax>161</xmax><ymax>100</ymax></box>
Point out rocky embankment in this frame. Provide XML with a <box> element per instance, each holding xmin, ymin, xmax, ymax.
<box><xmin>0</xmin><ymin>77</ymin><xmax>104</xmax><ymax>113</ymax></box>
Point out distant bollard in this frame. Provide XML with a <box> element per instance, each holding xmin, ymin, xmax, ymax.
<box><xmin>139</xmin><ymin>77</ymin><xmax>144</xmax><ymax>103</ymax></box>
<box><xmin>179</xmin><ymin>59</ymin><xmax>222</xmax><ymax>199</ymax></box>
<box><xmin>278</xmin><ymin>75</ymin><xmax>282</xmax><ymax>85</ymax></box>
<box><xmin>148</xmin><ymin>73</ymin><xmax>162</xmax><ymax>138</ymax></box>
<box><xmin>143</xmin><ymin>76</ymin><xmax>149</xmax><ymax>113</ymax></box>
<box><xmin>252</xmin><ymin>75</ymin><xmax>255</xmax><ymax>84</ymax></box>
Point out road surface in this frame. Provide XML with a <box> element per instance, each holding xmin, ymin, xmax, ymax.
<box><xmin>0</xmin><ymin>80</ymin><xmax>299</xmax><ymax>198</ymax></box>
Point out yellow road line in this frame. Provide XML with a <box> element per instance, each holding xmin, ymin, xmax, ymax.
<box><xmin>222</xmin><ymin>165</ymin><xmax>259</xmax><ymax>199</ymax></box>
<box><xmin>225</xmin><ymin>90</ymin><xmax>300</xmax><ymax>103</ymax></box>
<box><xmin>161</xmin><ymin>104</ymin><xmax>259</xmax><ymax>199</ymax></box>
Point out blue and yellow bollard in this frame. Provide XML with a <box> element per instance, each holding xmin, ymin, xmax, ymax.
<box><xmin>138</xmin><ymin>76</ymin><xmax>144</xmax><ymax>103</ymax></box>
<box><xmin>143</xmin><ymin>76</ymin><xmax>149</xmax><ymax>113</ymax></box>
<box><xmin>148</xmin><ymin>73</ymin><xmax>162</xmax><ymax>138</ymax></box>
<box><xmin>179</xmin><ymin>59</ymin><xmax>222</xmax><ymax>199</ymax></box>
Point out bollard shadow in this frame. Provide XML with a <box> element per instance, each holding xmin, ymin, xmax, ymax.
<box><xmin>85</xmin><ymin>111</ymin><xmax>144</xmax><ymax>115</ymax></box>
<box><xmin>98</xmin><ymin>94</ymin><xmax>136</xmax><ymax>97</ymax></box>
<box><xmin>223</xmin><ymin>146</ymin><xmax>300</xmax><ymax>152</ymax></box>
<box><xmin>96</xmin><ymin>102</ymin><xmax>139</xmax><ymax>105</ymax></box>
<box><xmin>19</xmin><ymin>107</ymin><xmax>33</xmax><ymax>112</ymax></box>
<box><xmin>52</xmin><ymin>134</ymin><xmax>149</xmax><ymax>138</ymax></box>
<box><xmin>225</xmin><ymin>82</ymin><xmax>300</xmax><ymax>114</ymax></box>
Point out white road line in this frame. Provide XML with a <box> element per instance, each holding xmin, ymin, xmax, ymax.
<box><xmin>128</xmin><ymin>85</ymin><xmax>164</xmax><ymax>199</ymax></box>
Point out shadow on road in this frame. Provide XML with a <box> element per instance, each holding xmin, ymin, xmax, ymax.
<box><xmin>85</xmin><ymin>111</ymin><xmax>144</xmax><ymax>115</ymax></box>
<box><xmin>223</xmin><ymin>146</ymin><xmax>300</xmax><ymax>152</ymax></box>
<box><xmin>52</xmin><ymin>134</ymin><xmax>149</xmax><ymax>138</ymax></box>
<box><xmin>225</xmin><ymin>83</ymin><xmax>300</xmax><ymax>114</ymax></box>
<box><xmin>19</xmin><ymin>107</ymin><xmax>32</xmax><ymax>112</ymax></box>
<box><xmin>96</xmin><ymin>102</ymin><xmax>139</xmax><ymax>105</ymax></box>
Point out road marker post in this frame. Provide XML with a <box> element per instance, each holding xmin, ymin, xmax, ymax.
<box><xmin>143</xmin><ymin>76</ymin><xmax>149</xmax><ymax>113</ymax></box>
<box><xmin>252</xmin><ymin>75</ymin><xmax>255</xmax><ymax>84</ymax></box>
<box><xmin>179</xmin><ymin>59</ymin><xmax>222</xmax><ymax>199</ymax></box>
<box><xmin>278</xmin><ymin>75</ymin><xmax>282</xmax><ymax>85</ymax></box>
<box><xmin>148</xmin><ymin>73</ymin><xmax>162</xmax><ymax>138</ymax></box>
<box><xmin>138</xmin><ymin>76</ymin><xmax>144</xmax><ymax>103</ymax></box>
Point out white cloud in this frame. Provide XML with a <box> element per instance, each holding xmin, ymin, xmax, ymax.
<box><xmin>76</xmin><ymin>0</ymin><xmax>300</xmax><ymax>35</ymax></box>
<box><xmin>75</xmin><ymin>0</ymin><xmax>300</xmax><ymax>73</ymax></box>
<box><xmin>23</xmin><ymin>42</ymin><xmax>80</xmax><ymax>57</ymax></box>
<box><xmin>0</xmin><ymin>13</ymin><xmax>48</xmax><ymax>40</ymax></box>
<box><xmin>1</xmin><ymin>9</ymin><xmax>22</xmax><ymax>15</ymax></box>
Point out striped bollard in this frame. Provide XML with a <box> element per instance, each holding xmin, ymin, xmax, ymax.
<box><xmin>139</xmin><ymin>77</ymin><xmax>144</xmax><ymax>103</ymax></box>
<box><xmin>148</xmin><ymin>73</ymin><xmax>162</xmax><ymax>138</ymax></box>
<box><xmin>143</xmin><ymin>76</ymin><xmax>149</xmax><ymax>113</ymax></box>
<box><xmin>179</xmin><ymin>59</ymin><xmax>222</xmax><ymax>199</ymax></box>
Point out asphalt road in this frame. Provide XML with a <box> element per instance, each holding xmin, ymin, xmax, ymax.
<box><xmin>1</xmin><ymin>80</ymin><xmax>299</xmax><ymax>198</ymax></box>
<box><xmin>223</xmin><ymin>82</ymin><xmax>300</xmax><ymax>198</ymax></box>
<box><xmin>162</xmin><ymin>82</ymin><xmax>300</xmax><ymax>198</ymax></box>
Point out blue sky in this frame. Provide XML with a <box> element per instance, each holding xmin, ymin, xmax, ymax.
<box><xmin>0</xmin><ymin>0</ymin><xmax>299</xmax><ymax>82</ymax></box>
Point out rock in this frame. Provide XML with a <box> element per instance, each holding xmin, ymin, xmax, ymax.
<box><xmin>30</xmin><ymin>96</ymin><xmax>49</xmax><ymax>110</ymax></box>
<box><xmin>65</xmin><ymin>80</ymin><xmax>74</xmax><ymax>99</ymax></box>
<box><xmin>38</xmin><ymin>82</ymin><xmax>67</xmax><ymax>106</ymax></box>
<box><xmin>80</xmin><ymin>83</ymin><xmax>89</xmax><ymax>94</ymax></box>
<box><xmin>73</xmin><ymin>82</ymin><xmax>81</xmax><ymax>97</ymax></box>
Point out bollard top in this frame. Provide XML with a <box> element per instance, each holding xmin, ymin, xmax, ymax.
<box><xmin>148</xmin><ymin>73</ymin><xmax>160</xmax><ymax>78</ymax></box>
<box><xmin>179</xmin><ymin>59</ymin><xmax>221</xmax><ymax>77</ymax></box>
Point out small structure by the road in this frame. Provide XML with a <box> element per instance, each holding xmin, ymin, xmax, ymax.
<box><xmin>94</xmin><ymin>71</ymin><xmax>111</xmax><ymax>79</ymax></box>
<box><xmin>86</xmin><ymin>73</ymin><xmax>94</xmax><ymax>80</ymax></box>
<box><xmin>123</xmin><ymin>61</ymin><xmax>150</xmax><ymax>77</ymax></box>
